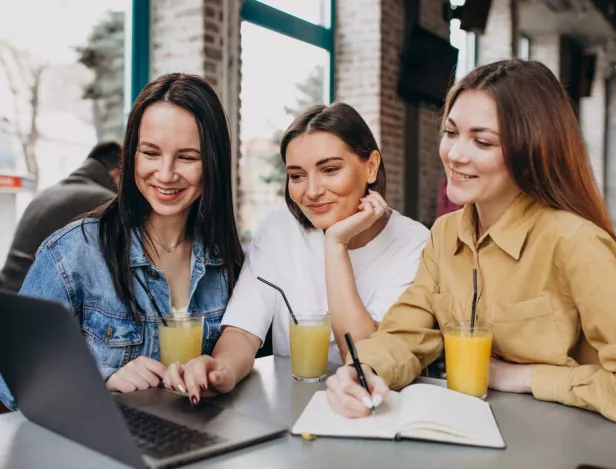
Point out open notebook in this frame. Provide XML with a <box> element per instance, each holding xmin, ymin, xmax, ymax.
<box><xmin>292</xmin><ymin>383</ymin><xmax>505</xmax><ymax>449</ymax></box>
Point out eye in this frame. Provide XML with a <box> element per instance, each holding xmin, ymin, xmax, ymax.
<box><xmin>442</xmin><ymin>129</ymin><xmax>457</xmax><ymax>137</ymax></box>
<box><xmin>475</xmin><ymin>140</ymin><xmax>493</xmax><ymax>148</ymax></box>
<box><xmin>179</xmin><ymin>155</ymin><xmax>199</xmax><ymax>161</ymax></box>
<box><xmin>288</xmin><ymin>173</ymin><xmax>304</xmax><ymax>181</ymax></box>
<box><xmin>323</xmin><ymin>166</ymin><xmax>340</xmax><ymax>174</ymax></box>
<box><xmin>141</xmin><ymin>151</ymin><xmax>158</xmax><ymax>157</ymax></box>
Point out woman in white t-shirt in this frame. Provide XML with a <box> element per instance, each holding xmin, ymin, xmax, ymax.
<box><xmin>163</xmin><ymin>102</ymin><xmax>429</xmax><ymax>405</ymax></box>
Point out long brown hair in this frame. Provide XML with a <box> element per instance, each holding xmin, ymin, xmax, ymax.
<box><xmin>280</xmin><ymin>102</ymin><xmax>387</xmax><ymax>228</ymax></box>
<box><xmin>442</xmin><ymin>59</ymin><xmax>614</xmax><ymax>239</ymax></box>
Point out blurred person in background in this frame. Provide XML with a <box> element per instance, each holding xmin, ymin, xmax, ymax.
<box><xmin>0</xmin><ymin>141</ymin><xmax>121</xmax><ymax>293</ymax></box>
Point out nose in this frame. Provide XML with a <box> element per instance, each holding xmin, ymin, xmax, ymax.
<box><xmin>155</xmin><ymin>156</ymin><xmax>178</xmax><ymax>184</ymax></box>
<box><xmin>305</xmin><ymin>174</ymin><xmax>324</xmax><ymax>200</ymax></box>
<box><xmin>446</xmin><ymin>140</ymin><xmax>470</xmax><ymax>165</ymax></box>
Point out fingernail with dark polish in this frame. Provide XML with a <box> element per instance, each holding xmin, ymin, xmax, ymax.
<box><xmin>200</xmin><ymin>382</ymin><xmax>208</xmax><ymax>391</ymax></box>
<box><xmin>190</xmin><ymin>395</ymin><xmax>199</xmax><ymax>406</ymax></box>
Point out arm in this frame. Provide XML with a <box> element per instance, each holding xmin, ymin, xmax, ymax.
<box><xmin>325</xmin><ymin>238</ymin><xmax>378</xmax><ymax>361</ymax></box>
<box><xmin>211</xmin><ymin>326</ymin><xmax>261</xmax><ymax>386</ymax></box>
<box><xmin>347</xmin><ymin>228</ymin><xmax>443</xmax><ymax>390</ymax></box>
<box><xmin>531</xmin><ymin>224</ymin><xmax>616</xmax><ymax>422</ymax></box>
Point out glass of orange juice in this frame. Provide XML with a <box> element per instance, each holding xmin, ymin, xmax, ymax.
<box><xmin>443</xmin><ymin>321</ymin><xmax>493</xmax><ymax>399</ymax></box>
<box><xmin>289</xmin><ymin>310</ymin><xmax>331</xmax><ymax>383</ymax></box>
<box><xmin>157</xmin><ymin>315</ymin><xmax>204</xmax><ymax>366</ymax></box>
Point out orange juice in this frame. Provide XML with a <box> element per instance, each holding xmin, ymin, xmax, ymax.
<box><xmin>444</xmin><ymin>323</ymin><xmax>492</xmax><ymax>399</ymax></box>
<box><xmin>289</xmin><ymin>313</ymin><xmax>331</xmax><ymax>382</ymax></box>
<box><xmin>158</xmin><ymin>316</ymin><xmax>204</xmax><ymax>366</ymax></box>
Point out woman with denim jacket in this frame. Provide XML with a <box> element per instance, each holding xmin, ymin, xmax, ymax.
<box><xmin>0</xmin><ymin>73</ymin><xmax>244</xmax><ymax>410</ymax></box>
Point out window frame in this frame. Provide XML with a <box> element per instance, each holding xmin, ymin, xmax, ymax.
<box><xmin>240</xmin><ymin>0</ymin><xmax>335</xmax><ymax>103</ymax></box>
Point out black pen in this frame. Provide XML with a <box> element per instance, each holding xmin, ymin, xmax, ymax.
<box><xmin>344</xmin><ymin>332</ymin><xmax>376</xmax><ymax>415</ymax></box>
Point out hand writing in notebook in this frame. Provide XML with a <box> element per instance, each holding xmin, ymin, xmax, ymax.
<box><xmin>325</xmin><ymin>364</ymin><xmax>390</xmax><ymax>418</ymax></box>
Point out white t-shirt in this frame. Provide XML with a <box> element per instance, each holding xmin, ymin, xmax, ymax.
<box><xmin>221</xmin><ymin>206</ymin><xmax>429</xmax><ymax>364</ymax></box>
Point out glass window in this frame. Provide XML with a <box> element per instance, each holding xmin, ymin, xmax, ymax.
<box><xmin>449</xmin><ymin>0</ymin><xmax>477</xmax><ymax>80</ymax></box>
<box><xmin>0</xmin><ymin>0</ymin><xmax>129</xmax><ymax>265</ymax></box>
<box><xmin>519</xmin><ymin>35</ymin><xmax>531</xmax><ymax>60</ymax></box>
<box><xmin>0</xmin><ymin>0</ymin><xmax>129</xmax><ymax>193</ymax></box>
<box><xmin>239</xmin><ymin>22</ymin><xmax>330</xmax><ymax>240</ymax></box>
<box><xmin>255</xmin><ymin>0</ymin><xmax>332</xmax><ymax>27</ymax></box>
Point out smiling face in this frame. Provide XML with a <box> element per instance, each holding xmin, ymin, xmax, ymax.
<box><xmin>285</xmin><ymin>131</ymin><xmax>380</xmax><ymax>230</ymax></box>
<box><xmin>439</xmin><ymin>90</ymin><xmax>519</xmax><ymax>209</ymax></box>
<box><xmin>134</xmin><ymin>102</ymin><xmax>203</xmax><ymax>218</ymax></box>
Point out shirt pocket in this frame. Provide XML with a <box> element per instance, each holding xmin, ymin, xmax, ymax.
<box><xmin>201</xmin><ymin>308</ymin><xmax>224</xmax><ymax>356</ymax></box>
<box><xmin>82</xmin><ymin>306</ymin><xmax>144</xmax><ymax>371</ymax></box>
<box><xmin>491</xmin><ymin>297</ymin><xmax>567</xmax><ymax>365</ymax></box>
<box><xmin>430</xmin><ymin>293</ymin><xmax>455</xmax><ymax>329</ymax></box>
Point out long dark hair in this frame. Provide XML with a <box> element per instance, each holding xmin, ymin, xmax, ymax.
<box><xmin>442</xmin><ymin>59</ymin><xmax>614</xmax><ymax>239</ymax></box>
<box><xmin>91</xmin><ymin>73</ymin><xmax>244</xmax><ymax>321</ymax></box>
<box><xmin>279</xmin><ymin>102</ymin><xmax>387</xmax><ymax>228</ymax></box>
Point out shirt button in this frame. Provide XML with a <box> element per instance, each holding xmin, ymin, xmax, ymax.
<box><xmin>148</xmin><ymin>269</ymin><xmax>159</xmax><ymax>280</ymax></box>
<box><xmin>104</xmin><ymin>325</ymin><xmax>113</xmax><ymax>340</ymax></box>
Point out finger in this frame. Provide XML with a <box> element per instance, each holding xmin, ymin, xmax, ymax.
<box><xmin>141</xmin><ymin>357</ymin><xmax>167</xmax><ymax>379</ymax></box>
<box><xmin>336</xmin><ymin>366</ymin><xmax>374</xmax><ymax>409</ymax></box>
<box><xmin>166</xmin><ymin>362</ymin><xmax>187</xmax><ymax>394</ymax></box>
<box><xmin>365</xmin><ymin>374</ymin><xmax>389</xmax><ymax>407</ymax></box>
<box><xmin>184</xmin><ymin>362</ymin><xmax>207</xmax><ymax>404</ymax></box>
<box><xmin>107</xmin><ymin>374</ymin><xmax>137</xmax><ymax>394</ymax></box>
<box><xmin>124</xmin><ymin>372</ymin><xmax>151</xmax><ymax>391</ymax></box>
<box><xmin>209</xmin><ymin>366</ymin><xmax>235</xmax><ymax>394</ymax></box>
<box><xmin>367</xmin><ymin>190</ymin><xmax>388</xmax><ymax>207</ymax></box>
<box><xmin>135</xmin><ymin>367</ymin><xmax>162</xmax><ymax>389</ymax></box>
<box><xmin>364</xmin><ymin>195</ymin><xmax>386</xmax><ymax>216</ymax></box>
<box><xmin>326</xmin><ymin>379</ymin><xmax>370</xmax><ymax>418</ymax></box>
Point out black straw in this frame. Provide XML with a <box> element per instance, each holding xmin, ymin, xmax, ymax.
<box><xmin>134</xmin><ymin>270</ymin><xmax>168</xmax><ymax>327</ymax></box>
<box><xmin>257</xmin><ymin>276</ymin><xmax>298</xmax><ymax>325</ymax></box>
<box><xmin>470</xmin><ymin>268</ymin><xmax>478</xmax><ymax>330</ymax></box>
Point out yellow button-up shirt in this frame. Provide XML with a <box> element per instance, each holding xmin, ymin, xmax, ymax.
<box><xmin>352</xmin><ymin>194</ymin><xmax>616</xmax><ymax>422</ymax></box>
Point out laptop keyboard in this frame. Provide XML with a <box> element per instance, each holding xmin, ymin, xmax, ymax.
<box><xmin>118</xmin><ymin>403</ymin><xmax>226</xmax><ymax>460</ymax></box>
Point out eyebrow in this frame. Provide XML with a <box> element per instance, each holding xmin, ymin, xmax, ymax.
<box><xmin>286</xmin><ymin>156</ymin><xmax>344</xmax><ymax>171</ymax></box>
<box><xmin>138</xmin><ymin>142</ymin><xmax>200</xmax><ymax>154</ymax></box>
<box><xmin>447</xmin><ymin>117</ymin><xmax>499</xmax><ymax>136</ymax></box>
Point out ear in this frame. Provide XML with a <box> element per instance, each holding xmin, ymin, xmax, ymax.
<box><xmin>109</xmin><ymin>168</ymin><xmax>121</xmax><ymax>187</ymax></box>
<box><xmin>366</xmin><ymin>150</ymin><xmax>381</xmax><ymax>185</ymax></box>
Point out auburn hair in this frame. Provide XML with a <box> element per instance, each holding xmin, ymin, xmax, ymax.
<box><xmin>442</xmin><ymin>59</ymin><xmax>614</xmax><ymax>239</ymax></box>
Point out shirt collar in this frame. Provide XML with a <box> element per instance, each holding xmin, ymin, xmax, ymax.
<box><xmin>129</xmin><ymin>231</ymin><xmax>222</xmax><ymax>268</ymax></box>
<box><xmin>454</xmin><ymin>193</ymin><xmax>541</xmax><ymax>260</ymax></box>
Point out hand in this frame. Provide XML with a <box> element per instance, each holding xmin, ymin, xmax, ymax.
<box><xmin>325</xmin><ymin>190</ymin><xmax>388</xmax><ymax>246</ymax></box>
<box><xmin>325</xmin><ymin>364</ymin><xmax>389</xmax><ymax>418</ymax></box>
<box><xmin>106</xmin><ymin>356</ymin><xmax>166</xmax><ymax>393</ymax></box>
<box><xmin>488</xmin><ymin>358</ymin><xmax>534</xmax><ymax>394</ymax></box>
<box><xmin>163</xmin><ymin>355</ymin><xmax>237</xmax><ymax>405</ymax></box>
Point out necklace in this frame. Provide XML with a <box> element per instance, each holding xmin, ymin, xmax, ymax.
<box><xmin>148</xmin><ymin>228</ymin><xmax>184</xmax><ymax>253</ymax></box>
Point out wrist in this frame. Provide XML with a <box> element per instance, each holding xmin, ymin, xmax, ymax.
<box><xmin>520</xmin><ymin>365</ymin><xmax>534</xmax><ymax>393</ymax></box>
<box><xmin>325</xmin><ymin>234</ymin><xmax>349</xmax><ymax>249</ymax></box>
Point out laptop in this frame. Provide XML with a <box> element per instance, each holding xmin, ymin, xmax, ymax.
<box><xmin>0</xmin><ymin>291</ymin><xmax>287</xmax><ymax>468</ymax></box>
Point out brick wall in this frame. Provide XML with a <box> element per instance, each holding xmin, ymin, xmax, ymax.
<box><xmin>150</xmin><ymin>0</ymin><xmax>242</xmax><ymax>213</ymax></box>
<box><xmin>335</xmin><ymin>0</ymin><xmax>382</xmax><ymax>153</ymax></box>
<box><xmin>380</xmin><ymin>0</ymin><xmax>406</xmax><ymax>211</ymax></box>
<box><xmin>416</xmin><ymin>0</ymin><xmax>450</xmax><ymax>225</ymax></box>
<box><xmin>478</xmin><ymin>0</ymin><xmax>513</xmax><ymax>65</ymax></box>
<box><xmin>151</xmin><ymin>0</ymin><xmax>206</xmax><ymax>77</ymax></box>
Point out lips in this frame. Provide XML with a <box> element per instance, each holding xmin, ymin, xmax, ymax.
<box><xmin>152</xmin><ymin>186</ymin><xmax>185</xmax><ymax>201</ymax></box>
<box><xmin>306</xmin><ymin>202</ymin><xmax>333</xmax><ymax>214</ymax></box>
<box><xmin>450</xmin><ymin>169</ymin><xmax>477</xmax><ymax>180</ymax></box>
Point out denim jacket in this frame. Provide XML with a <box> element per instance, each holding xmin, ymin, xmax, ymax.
<box><xmin>0</xmin><ymin>219</ymin><xmax>229</xmax><ymax>410</ymax></box>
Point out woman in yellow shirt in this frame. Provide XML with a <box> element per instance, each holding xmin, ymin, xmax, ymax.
<box><xmin>326</xmin><ymin>59</ymin><xmax>616</xmax><ymax>422</ymax></box>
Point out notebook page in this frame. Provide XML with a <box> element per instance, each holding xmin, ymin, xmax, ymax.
<box><xmin>399</xmin><ymin>384</ymin><xmax>504</xmax><ymax>447</ymax></box>
<box><xmin>292</xmin><ymin>390</ymin><xmax>403</xmax><ymax>439</ymax></box>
